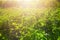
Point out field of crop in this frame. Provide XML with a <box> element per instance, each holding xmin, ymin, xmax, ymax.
<box><xmin>0</xmin><ymin>0</ymin><xmax>60</xmax><ymax>40</ymax></box>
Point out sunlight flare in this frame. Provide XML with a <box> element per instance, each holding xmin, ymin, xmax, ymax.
<box><xmin>16</xmin><ymin>0</ymin><xmax>39</xmax><ymax>8</ymax></box>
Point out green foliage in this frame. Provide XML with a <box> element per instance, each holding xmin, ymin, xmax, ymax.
<box><xmin>0</xmin><ymin>0</ymin><xmax>60</xmax><ymax>40</ymax></box>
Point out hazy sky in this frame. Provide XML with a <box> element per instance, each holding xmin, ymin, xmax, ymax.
<box><xmin>0</xmin><ymin>0</ymin><xmax>56</xmax><ymax>8</ymax></box>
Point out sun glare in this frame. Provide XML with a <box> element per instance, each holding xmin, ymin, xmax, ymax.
<box><xmin>15</xmin><ymin>0</ymin><xmax>39</xmax><ymax>8</ymax></box>
<box><xmin>24</xmin><ymin>0</ymin><xmax>33</xmax><ymax>2</ymax></box>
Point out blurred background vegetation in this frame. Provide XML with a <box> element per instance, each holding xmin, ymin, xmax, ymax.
<box><xmin>0</xmin><ymin>0</ymin><xmax>60</xmax><ymax>40</ymax></box>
